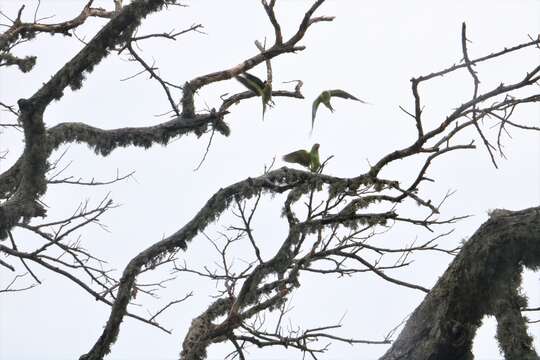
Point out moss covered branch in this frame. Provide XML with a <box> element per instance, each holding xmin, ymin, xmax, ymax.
<box><xmin>78</xmin><ymin>167</ymin><xmax>376</xmax><ymax>359</ymax></box>
<box><xmin>0</xmin><ymin>0</ymin><xmax>176</xmax><ymax>240</ymax></box>
<box><xmin>380</xmin><ymin>206</ymin><xmax>540</xmax><ymax>360</ymax></box>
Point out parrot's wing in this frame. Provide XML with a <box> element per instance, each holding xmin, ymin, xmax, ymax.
<box><xmin>311</xmin><ymin>95</ymin><xmax>323</xmax><ymax>132</ymax></box>
<box><xmin>329</xmin><ymin>89</ymin><xmax>368</xmax><ymax>103</ymax></box>
<box><xmin>243</xmin><ymin>72</ymin><xmax>266</xmax><ymax>89</ymax></box>
<box><xmin>283</xmin><ymin>149</ymin><xmax>311</xmax><ymax>168</ymax></box>
<box><xmin>236</xmin><ymin>75</ymin><xmax>263</xmax><ymax>95</ymax></box>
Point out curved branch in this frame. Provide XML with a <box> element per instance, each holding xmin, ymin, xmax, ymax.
<box><xmin>0</xmin><ymin>0</ymin><xmax>179</xmax><ymax>239</ymax></box>
<box><xmin>181</xmin><ymin>0</ymin><xmax>333</xmax><ymax>117</ymax></box>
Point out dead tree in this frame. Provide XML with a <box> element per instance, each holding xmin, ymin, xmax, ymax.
<box><xmin>0</xmin><ymin>1</ymin><xmax>538</xmax><ymax>360</ymax></box>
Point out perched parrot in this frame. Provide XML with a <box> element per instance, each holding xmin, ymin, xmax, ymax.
<box><xmin>235</xmin><ymin>72</ymin><xmax>273</xmax><ymax>118</ymax></box>
<box><xmin>282</xmin><ymin>143</ymin><xmax>321</xmax><ymax>172</ymax></box>
<box><xmin>311</xmin><ymin>89</ymin><xmax>368</xmax><ymax>132</ymax></box>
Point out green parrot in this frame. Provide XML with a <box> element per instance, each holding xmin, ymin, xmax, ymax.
<box><xmin>260</xmin><ymin>82</ymin><xmax>272</xmax><ymax>117</ymax></box>
<box><xmin>235</xmin><ymin>72</ymin><xmax>273</xmax><ymax>118</ymax></box>
<box><xmin>282</xmin><ymin>143</ymin><xmax>321</xmax><ymax>172</ymax></box>
<box><xmin>311</xmin><ymin>89</ymin><xmax>368</xmax><ymax>132</ymax></box>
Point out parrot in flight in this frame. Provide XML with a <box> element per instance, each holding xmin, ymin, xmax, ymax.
<box><xmin>311</xmin><ymin>90</ymin><xmax>368</xmax><ymax>132</ymax></box>
<box><xmin>235</xmin><ymin>72</ymin><xmax>273</xmax><ymax>118</ymax></box>
<box><xmin>282</xmin><ymin>143</ymin><xmax>321</xmax><ymax>172</ymax></box>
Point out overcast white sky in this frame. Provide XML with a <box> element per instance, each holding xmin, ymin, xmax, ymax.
<box><xmin>0</xmin><ymin>1</ymin><xmax>539</xmax><ymax>359</ymax></box>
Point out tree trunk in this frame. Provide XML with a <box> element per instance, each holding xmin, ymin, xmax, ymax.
<box><xmin>380</xmin><ymin>207</ymin><xmax>540</xmax><ymax>360</ymax></box>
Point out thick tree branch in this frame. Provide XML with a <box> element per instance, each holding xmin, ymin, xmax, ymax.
<box><xmin>0</xmin><ymin>0</ymin><xmax>179</xmax><ymax>239</ymax></box>
<box><xmin>380</xmin><ymin>207</ymin><xmax>540</xmax><ymax>360</ymax></box>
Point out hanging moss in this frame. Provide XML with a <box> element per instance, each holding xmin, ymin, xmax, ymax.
<box><xmin>0</xmin><ymin>53</ymin><xmax>36</xmax><ymax>72</ymax></box>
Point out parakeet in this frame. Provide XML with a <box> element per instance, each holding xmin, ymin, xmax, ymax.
<box><xmin>235</xmin><ymin>72</ymin><xmax>273</xmax><ymax>118</ymax></box>
<box><xmin>282</xmin><ymin>143</ymin><xmax>321</xmax><ymax>172</ymax></box>
<box><xmin>260</xmin><ymin>82</ymin><xmax>272</xmax><ymax>117</ymax></box>
<box><xmin>311</xmin><ymin>89</ymin><xmax>368</xmax><ymax>132</ymax></box>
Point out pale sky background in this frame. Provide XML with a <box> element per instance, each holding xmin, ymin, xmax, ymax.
<box><xmin>0</xmin><ymin>1</ymin><xmax>539</xmax><ymax>359</ymax></box>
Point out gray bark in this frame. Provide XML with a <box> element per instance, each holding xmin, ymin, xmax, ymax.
<box><xmin>380</xmin><ymin>206</ymin><xmax>540</xmax><ymax>360</ymax></box>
